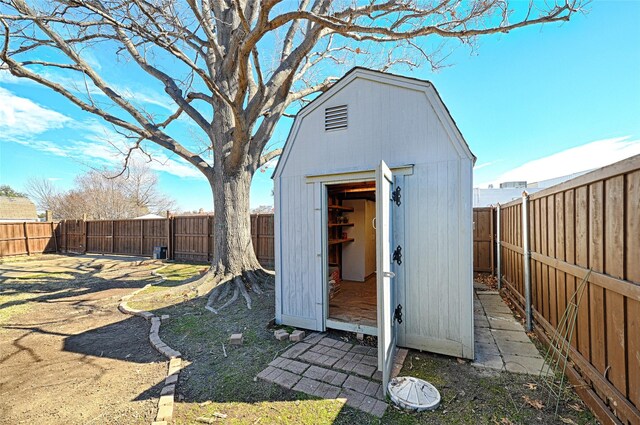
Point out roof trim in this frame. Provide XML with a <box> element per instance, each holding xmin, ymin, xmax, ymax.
<box><xmin>272</xmin><ymin>67</ymin><xmax>476</xmax><ymax>178</ymax></box>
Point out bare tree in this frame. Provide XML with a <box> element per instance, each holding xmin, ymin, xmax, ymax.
<box><xmin>0</xmin><ymin>0</ymin><xmax>584</xmax><ymax>306</ymax></box>
<box><xmin>24</xmin><ymin>177</ymin><xmax>59</xmax><ymax>211</ymax></box>
<box><xmin>26</xmin><ymin>164</ymin><xmax>176</xmax><ymax>219</ymax></box>
<box><xmin>113</xmin><ymin>162</ymin><xmax>177</xmax><ymax>215</ymax></box>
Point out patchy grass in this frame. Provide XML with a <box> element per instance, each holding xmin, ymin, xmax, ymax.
<box><xmin>0</xmin><ymin>256</ymin><xmax>158</xmax><ymax>327</ymax></box>
<box><xmin>126</xmin><ymin>263</ymin><xmax>205</xmax><ymax>311</ymax></box>
<box><xmin>14</xmin><ymin>272</ymin><xmax>75</xmax><ymax>280</ymax></box>
<box><xmin>129</xmin><ymin>263</ymin><xmax>207</xmax><ymax>300</ymax></box>
<box><xmin>139</xmin><ymin>283</ymin><xmax>597</xmax><ymax>425</ymax></box>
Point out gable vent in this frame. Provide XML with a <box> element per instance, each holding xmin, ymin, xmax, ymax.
<box><xmin>325</xmin><ymin>105</ymin><xmax>348</xmax><ymax>131</ymax></box>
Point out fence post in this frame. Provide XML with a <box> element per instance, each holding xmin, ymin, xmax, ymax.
<box><xmin>140</xmin><ymin>219</ymin><xmax>144</xmax><ymax>256</ymax></box>
<box><xmin>496</xmin><ymin>204</ymin><xmax>501</xmax><ymax>290</ymax></box>
<box><xmin>82</xmin><ymin>214</ymin><xmax>88</xmax><ymax>253</ymax></box>
<box><xmin>51</xmin><ymin>221</ymin><xmax>58</xmax><ymax>252</ymax></box>
<box><xmin>23</xmin><ymin>222</ymin><xmax>31</xmax><ymax>255</ymax></box>
<box><xmin>165</xmin><ymin>213</ymin><xmax>171</xmax><ymax>259</ymax></box>
<box><xmin>254</xmin><ymin>214</ymin><xmax>260</xmax><ymax>265</ymax></box>
<box><xmin>110</xmin><ymin>221</ymin><xmax>114</xmax><ymax>254</ymax></box>
<box><xmin>522</xmin><ymin>192</ymin><xmax>532</xmax><ymax>332</ymax></box>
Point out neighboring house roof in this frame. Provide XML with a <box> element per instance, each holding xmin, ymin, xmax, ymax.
<box><xmin>272</xmin><ymin>66</ymin><xmax>476</xmax><ymax>178</ymax></box>
<box><xmin>133</xmin><ymin>213</ymin><xmax>165</xmax><ymax>219</ymax></box>
<box><xmin>0</xmin><ymin>196</ymin><xmax>38</xmax><ymax>221</ymax></box>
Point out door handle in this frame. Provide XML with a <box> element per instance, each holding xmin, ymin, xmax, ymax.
<box><xmin>382</xmin><ymin>271</ymin><xmax>395</xmax><ymax>278</ymax></box>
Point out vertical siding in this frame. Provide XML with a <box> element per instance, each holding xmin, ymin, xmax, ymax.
<box><xmin>402</xmin><ymin>159</ymin><xmax>473</xmax><ymax>358</ymax></box>
<box><xmin>277</xmin><ymin>176</ymin><xmax>319</xmax><ymax>329</ymax></box>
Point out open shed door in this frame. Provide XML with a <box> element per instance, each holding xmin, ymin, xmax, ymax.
<box><xmin>376</xmin><ymin>160</ymin><xmax>397</xmax><ymax>394</ymax></box>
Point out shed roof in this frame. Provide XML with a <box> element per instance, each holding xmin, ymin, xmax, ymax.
<box><xmin>0</xmin><ymin>196</ymin><xmax>37</xmax><ymax>220</ymax></box>
<box><xmin>273</xmin><ymin>67</ymin><xmax>476</xmax><ymax>178</ymax></box>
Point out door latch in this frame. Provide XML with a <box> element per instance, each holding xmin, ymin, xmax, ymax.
<box><xmin>391</xmin><ymin>186</ymin><xmax>401</xmax><ymax>206</ymax></box>
<box><xmin>394</xmin><ymin>304</ymin><xmax>403</xmax><ymax>324</ymax></box>
<box><xmin>392</xmin><ymin>245</ymin><xmax>402</xmax><ymax>265</ymax></box>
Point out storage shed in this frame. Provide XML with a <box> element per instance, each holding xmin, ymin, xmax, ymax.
<box><xmin>273</xmin><ymin>68</ymin><xmax>476</xmax><ymax>388</ymax></box>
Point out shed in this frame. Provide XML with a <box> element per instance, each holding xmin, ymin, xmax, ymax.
<box><xmin>273</xmin><ymin>68</ymin><xmax>476</xmax><ymax>389</ymax></box>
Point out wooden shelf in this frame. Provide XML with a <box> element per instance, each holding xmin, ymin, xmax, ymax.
<box><xmin>328</xmin><ymin>223</ymin><xmax>354</xmax><ymax>228</ymax></box>
<box><xmin>329</xmin><ymin>238</ymin><xmax>355</xmax><ymax>245</ymax></box>
<box><xmin>328</xmin><ymin>205</ymin><xmax>354</xmax><ymax>212</ymax></box>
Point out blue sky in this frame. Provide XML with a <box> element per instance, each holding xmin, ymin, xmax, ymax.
<box><xmin>1</xmin><ymin>1</ymin><xmax>639</xmax><ymax>211</ymax></box>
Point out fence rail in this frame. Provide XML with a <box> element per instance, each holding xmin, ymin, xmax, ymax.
<box><xmin>0</xmin><ymin>221</ymin><xmax>59</xmax><ymax>257</ymax></box>
<box><xmin>498</xmin><ymin>154</ymin><xmax>640</xmax><ymax>425</ymax></box>
<box><xmin>56</xmin><ymin>214</ymin><xmax>275</xmax><ymax>269</ymax></box>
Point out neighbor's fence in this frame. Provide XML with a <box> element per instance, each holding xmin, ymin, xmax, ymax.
<box><xmin>498</xmin><ymin>154</ymin><xmax>640</xmax><ymax>425</ymax></box>
<box><xmin>473</xmin><ymin>207</ymin><xmax>495</xmax><ymax>273</ymax></box>
<box><xmin>58</xmin><ymin>214</ymin><xmax>275</xmax><ymax>268</ymax></box>
<box><xmin>0</xmin><ymin>221</ymin><xmax>60</xmax><ymax>257</ymax></box>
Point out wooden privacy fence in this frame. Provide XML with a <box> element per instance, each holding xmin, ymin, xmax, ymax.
<box><xmin>0</xmin><ymin>221</ymin><xmax>59</xmax><ymax>257</ymax></box>
<box><xmin>473</xmin><ymin>207</ymin><xmax>495</xmax><ymax>273</ymax></box>
<box><xmin>58</xmin><ymin>214</ymin><xmax>275</xmax><ymax>268</ymax></box>
<box><xmin>497</xmin><ymin>154</ymin><xmax>640</xmax><ymax>425</ymax></box>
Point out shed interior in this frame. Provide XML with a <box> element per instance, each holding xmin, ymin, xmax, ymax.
<box><xmin>327</xmin><ymin>181</ymin><xmax>378</xmax><ymax>333</ymax></box>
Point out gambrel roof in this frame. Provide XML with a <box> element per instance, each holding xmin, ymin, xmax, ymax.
<box><xmin>273</xmin><ymin>67</ymin><xmax>476</xmax><ymax>178</ymax></box>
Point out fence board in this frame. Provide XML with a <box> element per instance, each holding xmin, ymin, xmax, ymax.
<box><xmin>497</xmin><ymin>154</ymin><xmax>640</xmax><ymax>424</ymax></box>
<box><xmin>0</xmin><ymin>222</ymin><xmax>59</xmax><ymax>257</ymax></box>
<box><xmin>52</xmin><ymin>215</ymin><xmax>275</xmax><ymax>269</ymax></box>
<box><xmin>473</xmin><ymin>208</ymin><xmax>494</xmax><ymax>273</ymax></box>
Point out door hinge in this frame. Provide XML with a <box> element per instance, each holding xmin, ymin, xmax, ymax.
<box><xmin>394</xmin><ymin>304</ymin><xmax>403</xmax><ymax>324</ymax></box>
<box><xmin>391</xmin><ymin>186</ymin><xmax>401</xmax><ymax>206</ymax></box>
<box><xmin>392</xmin><ymin>245</ymin><xmax>402</xmax><ymax>265</ymax></box>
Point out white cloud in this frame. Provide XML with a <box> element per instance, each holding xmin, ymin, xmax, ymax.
<box><xmin>1</xmin><ymin>88</ymin><xmax>205</xmax><ymax>180</ymax></box>
<box><xmin>0</xmin><ymin>87</ymin><xmax>70</xmax><ymax>137</ymax></box>
<box><xmin>473</xmin><ymin>161</ymin><xmax>497</xmax><ymax>170</ymax></box>
<box><xmin>482</xmin><ymin>136</ymin><xmax>640</xmax><ymax>187</ymax></box>
<box><xmin>0</xmin><ymin>69</ymin><xmax>172</xmax><ymax>111</ymax></box>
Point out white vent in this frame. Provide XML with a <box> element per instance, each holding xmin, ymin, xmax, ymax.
<box><xmin>325</xmin><ymin>105</ymin><xmax>348</xmax><ymax>131</ymax></box>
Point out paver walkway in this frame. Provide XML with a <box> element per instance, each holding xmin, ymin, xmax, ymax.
<box><xmin>257</xmin><ymin>333</ymin><xmax>407</xmax><ymax>417</ymax></box>
<box><xmin>473</xmin><ymin>285</ymin><xmax>548</xmax><ymax>375</ymax></box>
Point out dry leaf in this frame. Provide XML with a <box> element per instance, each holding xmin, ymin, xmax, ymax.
<box><xmin>523</xmin><ymin>395</ymin><xmax>544</xmax><ymax>410</ymax></box>
<box><xmin>568</xmin><ymin>403</ymin><xmax>584</xmax><ymax>412</ymax></box>
<box><xmin>456</xmin><ymin>358</ymin><xmax>466</xmax><ymax>364</ymax></box>
<box><xmin>500</xmin><ymin>418</ymin><xmax>514</xmax><ymax>425</ymax></box>
<box><xmin>559</xmin><ymin>417</ymin><xmax>578</xmax><ymax>424</ymax></box>
<box><xmin>524</xmin><ymin>382</ymin><xmax>537</xmax><ymax>390</ymax></box>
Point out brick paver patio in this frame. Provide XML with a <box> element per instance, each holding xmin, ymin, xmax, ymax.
<box><xmin>257</xmin><ymin>333</ymin><xmax>408</xmax><ymax>417</ymax></box>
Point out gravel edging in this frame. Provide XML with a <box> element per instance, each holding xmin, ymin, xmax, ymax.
<box><xmin>119</xmin><ymin>266</ymin><xmax>184</xmax><ymax>425</ymax></box>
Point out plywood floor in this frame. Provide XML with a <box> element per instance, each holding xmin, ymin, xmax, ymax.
<box><xmin>328</xmin><ymin>275</ymin><xmax>377</xmax><ymax>327</ymax></box>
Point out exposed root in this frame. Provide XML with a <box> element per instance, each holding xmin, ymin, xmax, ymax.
<box><xmin>206</xmin><ymin>274</ymin><xmax>232</xmax><ymax>304</ymax></box>
<box><xmin>235</xmin><ymin>276</ymin><xmax>252</xmax><ymax>310</ymax></box>
<box><xmin>256</xmin><ymin>269</ymin><xmax>275</xmax><ymax>288</ymax></box>
<box><xmin>216</xmin><ymin>286</ymin><xmax>239</xmax><ymax>312</ymax></box>
<box><xmin>203</xmin><ymin>267</ymin><xmax>276</xmax><ymax>313</ymax></box>
<box><xmin>245</xmin><ymin>270</ymin><xmax>264</xmax><ymax>294</ymax></box>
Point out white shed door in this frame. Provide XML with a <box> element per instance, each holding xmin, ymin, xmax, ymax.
<box><xmin>376</xmin><ymin>160</ymin><xmax>397</xmax><ymax>394</ymax></box>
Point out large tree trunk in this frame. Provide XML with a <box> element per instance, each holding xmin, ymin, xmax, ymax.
<box><xmin>209</xmin><ymin>168</ymin><xmax>262</xmax><ymax>275</ymax></box>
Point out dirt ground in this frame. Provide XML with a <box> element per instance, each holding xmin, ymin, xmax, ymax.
<box><xmin>0</xmin><ymin>254</ymin><xmax>167</xmax><ymax>424</ymax></box>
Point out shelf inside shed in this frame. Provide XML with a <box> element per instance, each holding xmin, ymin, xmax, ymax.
<box><xmin>328</xmin><ymin>238</ymin><xmax>355</xmax><ymax>245</ymax></box>
<box><xmin>328</xmin><ymin>205</ymin><xmax>354</xmax><ymax>212</ymax></box>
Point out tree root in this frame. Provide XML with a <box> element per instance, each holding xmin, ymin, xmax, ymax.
<box><xmin>204</xmin><ymin>267</ymin><xmax>274</xmax><ymax>313</ymax></box>
<box><xmin>245</xmin><ymin>270</ymin><xmax>264</xmax><ymax>294</ymax></box>
<box><xmin>235</xmin><ymin>276</ymin><xmax>252</xmax><ymax>310</ymax></box>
